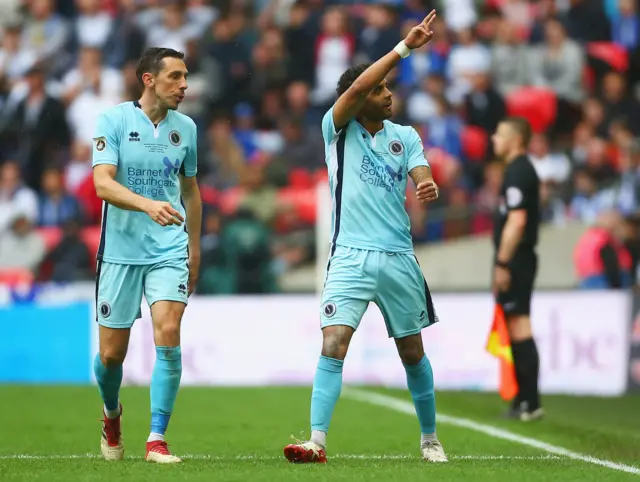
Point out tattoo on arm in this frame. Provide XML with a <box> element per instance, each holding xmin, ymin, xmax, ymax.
<box><xmin>409</xmin><ymin>165</ymin><xmax>432</xmax><ymax>186</ymax></box>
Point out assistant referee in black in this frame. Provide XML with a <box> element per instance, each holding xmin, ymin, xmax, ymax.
<box><xmin>491</xmin><ymin>117</ymin><xmax>543</xmax><ymax>422</ymax></box>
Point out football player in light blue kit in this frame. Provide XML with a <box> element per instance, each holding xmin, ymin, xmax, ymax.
<box><xmin>284</xmin><ymin>11</ymin><xmax>447</xmax><ymax>464</ymax></box>
<box><xmin>91</xmin><ymin>47</ymin><xmax>202</xmax><ymax>464</ymax></box>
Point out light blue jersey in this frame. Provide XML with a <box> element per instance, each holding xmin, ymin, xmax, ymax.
<box><xmin>92</xmin><ymin>101</ymin><xmax>198</xmax><ymax>265</ymax></box>
<box><xmin>322</xmin><ymin>106</ymin><xmax>429</xmax><ymax>254</ymax></box>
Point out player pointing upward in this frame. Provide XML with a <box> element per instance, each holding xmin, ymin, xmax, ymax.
<box><xmin>92</xmin><ymin>47</ymin><xmax>202</xmax><ymax>463</ymax></box>
<box><xmin>284</xmin><ymin>11</ymin><xmax>446</xmax><ymax>464</ymax></box>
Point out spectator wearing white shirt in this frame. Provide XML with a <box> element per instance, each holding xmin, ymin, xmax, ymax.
<box><xmin>529</xmin><ymin>17</ymin><xmax>584</xmax><ymax>102</ymax></box>
<box><xmin>0</xmin><ymin>23</ymin><xmax>37</xmax><ymax>85</ymax></box>
<box><xmin>311</xmin><ymin>7</ymin><xmax>354</xmax><ymax>107</ymax></box>
<box><xmin>21</xmin><ymin>0</ymin><xmax>70</xmax><ymax>75</ymax></box>
<box><xmin>528</xmin><ymin>18</ymin><xmax>584</xmax><ymax>137</ymax></box>
<box><xmin>65</xmin><ymin>140</ymin><xmax>93</xmax><ymax>193</ymax></box>
<box><xmin>442</xmin><ymin>0</ymin><xmax>477</xmax><ymax>32</ymax></box>
<box><xmin>58</xmin><ymin>47</ymin><xmax>124</xmax><ymax>107</ymax></box>
<box><xmin>143</xmin><ymin>0</ymin><xmax>202</xmax><ymax>57</ymax></box>
<box><xmin>612</xmin><ymin>141</ymin><xmax>640</xmax><ymax>216</ymax></box>
<box><xmin>0</xmin><ymin>161</ymin><xmax>38</xmax><ymax>235</ymax></box>
<box><xmin>0</xmin><ymin>210</ymin><xmax>46</xmax><ymax>272</ymax></box>
<box><xmin>73</xmin><ymin>0</ymin><xmax>114</xmax><ymax>50</ymax></box>
<box><xmin>491</xmin><ymin>18</ymin><xmax>528</xmax><ymax>97</ymax></box>
<box><xmin>406</xmin><ymin>74</ymin><xmax>444</xmax><ymax>124</ymax></box>
<box><xmin>446</xmin><ymin>27</ymin><xmax>491</xmax><ymax>106</ymax></box>
<box><xmin>528</xmin><ymin>133</ymin><xmax>572</xmax><ymax>184</ymax></box>
<box><xmin>569</xmin><ymin>168</ymin><xmax>614</xmax><ymax>224</ymax></box>
<box><xmin>62</xmin><ymin>48</ymin><xmax>122</xmax><ymax>144</ymax></box>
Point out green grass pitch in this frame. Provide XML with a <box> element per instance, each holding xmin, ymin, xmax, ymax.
<box><xmin>1</xmin><ymin>386</ymin><xmax>639</xmax><ymax>481</ymax></box>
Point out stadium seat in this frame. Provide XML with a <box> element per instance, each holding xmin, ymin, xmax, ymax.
<box><xmin>583</xmin><ymin>65</ymin><xmax>596</xmax><ymax>91</ymax></box>
<box><xmin>74</xmin><ymin>175</ymin><xmax>103</xmax><ymax>225</ymax></box>
<box><xmin>587</xmin><ymin>42</ymin><xmax>629</xmax><ymax>72</ymax></box>
<box><xmin>200</xmin><ymin>185</ymin><xmax>219</xmax><ymax>206</ymax></box>
<box><xmin>461</xmin><ymin>126</ymin><xmax>489</xmax><ymax>163</ymax></box>
<box><xmin>278</xmin><ymin>187</ymin><xmax>317</xmax><ymax>224</ymax></box>
<box><xmin>288</xmin><ymin>168</ymin><xmax>314</xmax><ymax>188</ymax></box>
<box><xmin>471</xmin><ymin>213</ymin><xmax>493</xmax><ymax>235</ymax></box>
<box><xmin>37</xmin><ymin>227</ymin><xmax>63</xmax><ymax>252</ymax></box>
<box><xmin>0</xmin><ymin>268</ymin><xmax>34</xmax><ymax>286</ymax></box>
<box><xmin>424</xmin><ymin>147</ymin><xmax>458</xmax><ymax>186</ymax></box>
<box><xmin>505</xmin><ymin>87</ymin><xmax>557</xmax><ymax>133</ymax></box>
<box><xmin>313</xmin><ymin>169</ymin><xmax>328</xmax><ymax>184</ymax></box>
<box><xmin>219</xmin><ymin>188</ymin><xmax>245</xmax><ymax>216</ymax></box>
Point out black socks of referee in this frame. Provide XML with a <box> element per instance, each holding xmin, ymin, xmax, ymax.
<box><xmin>510</xmin><ymin>338</ymin><xmax>540</xmax><ymax>411</ymax></box>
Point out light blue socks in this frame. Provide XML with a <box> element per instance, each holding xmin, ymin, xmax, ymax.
<box><xmin>94</xmin><ymin>353</ymin><xmax>123</xmax><ymax>414</ymax></box>
<box><xmin>149</xmin><ymin>346</ymin><xmax>182</xmax><ymax>439</ymax></box>
<box><xmin>310</xmin><ymin>356</ymin><xmax>344</xmax><ymax>446</ymax></box>
<box><xmin>404</xmin><ymin>355</ymin><xmax>436</xmax><ymax>436</ymax></box>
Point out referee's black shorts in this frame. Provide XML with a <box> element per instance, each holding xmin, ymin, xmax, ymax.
<box><xmin>496</xmin><ymin>247</ymin><xmax>538</xmax><ymax>316</ymax></box>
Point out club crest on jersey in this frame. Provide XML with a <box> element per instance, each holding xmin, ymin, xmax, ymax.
<box><xmin>323</xmin><ymin>302</ymin><xmax>337</xmax><ymax>318</ymax></box>
<box><xmin>99</xmin><ymin>302</ymin><xmax>111</xmax><ymax>318</ymax></box>
<box><xmin>169</xmin><ymin>130</ymin><xmax>181</xmax><ymax>146</ymax></box>
<box><xmin>389</xmin><ymin>140</ymin><xmax>404</xmax><ymax>155</ymax></box>
<box><xmin>94</xmin><ymin>137</ymin><xmax>106</xmax><ymax>151</ymax></box>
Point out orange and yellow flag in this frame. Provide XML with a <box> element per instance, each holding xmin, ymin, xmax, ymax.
<box><xmin>485</xmin><ymin>304</ymin><xmax>518</xmax><ymax>401</ymax></box>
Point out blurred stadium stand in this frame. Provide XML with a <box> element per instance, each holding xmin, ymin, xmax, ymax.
<box><xmin>1</xmin><ymin>0</ymin><xmax>640</xmax><ymax>293</ymax></box>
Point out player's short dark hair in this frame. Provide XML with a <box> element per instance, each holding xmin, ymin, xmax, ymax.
<box><xmin>336</xmin><ymin>63</ymin><xmax>371</xmax><ymax>97</ymax></box>
<box><xmin>136</xmin><ymin>47</ymin><xmax>185</xmax><ymax>86</ymax></box>
<box><xmin>503</xmin><ymin>116</ymin><xmax>533</xmax><ymax>148</ymax></box>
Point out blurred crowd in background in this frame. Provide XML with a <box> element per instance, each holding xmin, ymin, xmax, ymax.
<box><xmin>0</xmin><ymin>0</ymin><xmax>640</xmax><ymax>292</ymax></box>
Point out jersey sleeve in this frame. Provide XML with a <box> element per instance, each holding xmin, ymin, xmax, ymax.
<box><xmin>92</xmin><ymin>111</ymin><xmax>120</xmax><ymax>167</ymax></box>
<box><xmin>181</xmin><ymin>120</ymin><xmax>198</xmax><ymax>178</ymax></box>
<box><xmin>406</xmin><ymin>128</ymin><xmax>429</xmax><ymax>172</ymax></box>
<box><xmin>504</xmin><ymin>164</ymin><xmax>529</xmax><ymax>211</ymax></box>
<box><xmin>321</xmin><ymin>106</ymin><xmax>345</xmax><ymax>145</ymax></box>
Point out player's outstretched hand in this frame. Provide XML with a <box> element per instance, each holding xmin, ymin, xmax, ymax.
<box><xmin>403</xmin><ymin>10</ymin><xmax>436</xmax><ymax>50</ymax></box>
<box><xmin>416</xmin><ymin>181</ymin><xmax>439</xmax><ymax>204</ymax></box>
<box><xmin>145</xmin><ymin>200</ymin><xmax>184</xmax><ymax>227</ymax></box>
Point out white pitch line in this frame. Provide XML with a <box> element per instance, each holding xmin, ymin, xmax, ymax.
<box><xmin>344</xmin><ymin>388</ymin><xmax>640</xmax><ymax>476</ymax></box>
<box><xmin>0</xmin><ymin>454</ymin><xmax>561</xmax><ymax>461</ymax></box>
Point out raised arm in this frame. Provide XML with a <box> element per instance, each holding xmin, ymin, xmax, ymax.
<box><xmin>331</xmin><ymin>10</ymin><xmax>437</xmax><ymax>130</ymax></box>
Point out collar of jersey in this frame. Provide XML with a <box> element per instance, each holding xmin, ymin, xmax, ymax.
<box><xmin>132</xmin><ymin>100</ymin><xmax>170</xmax><ymax>128</ymax></box>
<box><xmin>355</xmin><ymin>119</ymin><xmax>386</xmax><ymax>139</ymax></box>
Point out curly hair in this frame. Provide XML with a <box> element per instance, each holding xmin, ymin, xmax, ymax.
<box><xmin>336</xmin><ymin>63</ymin><xmax>371</xmax><ymax>97</ymax></box>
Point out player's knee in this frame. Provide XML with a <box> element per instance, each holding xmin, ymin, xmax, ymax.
<box><xmin>151</xmin><ymin>301</ymin><xmax>184</xmax><ymax>345</ymax></box>
<box><xmin>99</xmin><ymin>347</ymin><xmax>126</xmax><ymax>367</ymax></box>
<box><xmin>321</xmin><ymin>326</ymin><xmax>353</xmax><ymax>360</ymax></box>
<box><xmin>396</xmin><ymin>336</ymin><xmax>425</xmax><ymax>366</ymax></box>
<box><xmin>153</xmin><ymin>319</ymin><xmax>181</xmax><ymax>346</ymax></box>
<box><xmin>398</xmin><ymin>345</ymin><xmax>424</xmax><ymax>366</ymax></box>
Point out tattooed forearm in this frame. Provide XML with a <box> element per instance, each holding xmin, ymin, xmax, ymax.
<box><xmin>409</xmin><ymin>165</ymin><xmax>432</xmax><ymax>186</ymax></box>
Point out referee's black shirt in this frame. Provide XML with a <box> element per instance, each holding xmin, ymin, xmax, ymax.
<box><xmin>493</xmin><ymin>154</ymin><xmax>541</xmax><ymax>250</ymax></box>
